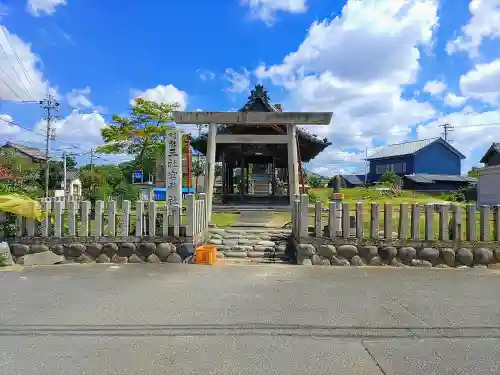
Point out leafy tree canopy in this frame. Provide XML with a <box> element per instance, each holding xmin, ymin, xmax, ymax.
<box><xmin>96</xmin><ymin>98</ymin><xmax>189</xmax><ymax>168</ymax></box>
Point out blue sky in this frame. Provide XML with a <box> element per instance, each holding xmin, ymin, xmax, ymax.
<box><xmin>1</xmin><ymin>0</ymin><xmax>500</xmax><ymax>175</ymax></box>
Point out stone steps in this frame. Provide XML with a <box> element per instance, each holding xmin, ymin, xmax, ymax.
<box><xmin>205</xmin><ymin>227</ymin><xmax>292</xmax><ymax>263</ymax></box>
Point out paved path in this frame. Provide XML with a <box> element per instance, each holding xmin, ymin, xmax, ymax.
<box><xmin>233</xmin><ymin>210</ymin><xmax>275</xmax><ymax>227</ymax></box>
<box><xmin>1</xmin><ymin>265</ymin><xmax>500</xmax><ymax>374</ymax></box>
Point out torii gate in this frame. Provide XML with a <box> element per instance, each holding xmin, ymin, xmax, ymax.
<box><xmin>173</xmin><ymin>111</ymin><xmax>332</xmax><ymax>222</ymax></box>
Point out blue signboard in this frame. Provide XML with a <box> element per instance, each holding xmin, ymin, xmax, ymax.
<box><xmin>134</xmin><ymin>172</ymin><xmax>143</xmax><ymax>179</ymax></box>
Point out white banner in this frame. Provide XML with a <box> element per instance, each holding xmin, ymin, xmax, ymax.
<box><xmin>164</xmin><ymin>129</ymin><xmax>183</xmax><ymax>210</ymax></box>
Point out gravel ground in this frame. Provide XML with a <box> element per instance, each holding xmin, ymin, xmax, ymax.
<box><xmin>1</xmin><ymin>264</ymin><xmax>500</xmax><ymax>374</ymax></box>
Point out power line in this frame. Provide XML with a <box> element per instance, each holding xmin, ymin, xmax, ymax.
<box><xmin>0</xmin><ymin>116</ymin><xmax>120</xmax><ymax>163</ymax></box>
<box><xmin>0</xmin><ymin>26</ymin><xmax>40</xmax><ymax>98</ymax></box>
<box><xmin>439</xmin><ymin>123</ymin><xmax>454</xmax><ymax>143</ymax></box>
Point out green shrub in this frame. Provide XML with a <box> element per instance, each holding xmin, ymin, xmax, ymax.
<box><xmin>308</xmin><ymin>190</ymin><xmax>318</xmax><ymax>203</ymax></box>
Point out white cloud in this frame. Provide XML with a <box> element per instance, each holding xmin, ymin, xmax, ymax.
<box><xmin>417</xmin><ymin>109</ymin><xmax>500</xmax><ymax>172</ymax></box>
<box><xmin>224</xmin><ymin>68</ymin><xmax>250</xmax><ymax>93</ymax></box>
<box><xmin>196</xmin><ymin>69</ymin><xmax>215</xmax><ymax>81</ymax></box>
<box><xmin>27</xmin><ymin>0</ymin><xmax>67</xmax><ymax>17</ymax></box>
<box><xmin>423</xmin><ymin>80</ymin><xmax>447</xmax><ymax>95</ymax></box>
<box><xmin>447</xmin><ymin>0</ymin><xmax>500</xmax><ymax>57</ymax></box>
<box><xmin>460</xmin><ymin>58</ymin><xmax>500</xmax><ymax>106</ymax></box>
<box><xmin>444</xmin><ymin>93</ymin><xmax>467</xmax><ymax>107</ymax></box>
<box><xmin>0</xmin><ymin>110</ymin><xmax>129</xmax><ymax>165</ymax></box>
<box><xmin>131</xmin><ymin>84</ymin><xmax>188</xmax><ymax>110</ymax></box>
<box><xmin>0</xmin><ymin>26</ymin><xmax>56</xmax><ymax>101</ymax></box>
<box><xmin>0</xmin><ymin>114</ymin><xmax>19</xmax><ymax>136</ymax></box>
<box><xmin>65</xmin><ymin>87</ymin><xmax>93</xmax><ymax>109</ymax></box>
<box><xmin>253</xmin><ymin>0</ymin><xmax>439</xmax><ymax>175</ymax></box>
<box><xmin>241</xmin><ymin>0</ymin><xmax>307</xmax><ymax>25</ymax></box>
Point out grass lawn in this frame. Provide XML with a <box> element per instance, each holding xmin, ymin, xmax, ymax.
<box><xmin>211</xmin><ymin>213</ymin><xmax>239</xmax><ymax>227</ymax></box>
<box><xmin>308</xmin><ymin>187</ymin><xmax>446</xmax><ymax>206</ymax></box>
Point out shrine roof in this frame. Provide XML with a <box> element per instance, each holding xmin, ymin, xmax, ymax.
<box><xmin>190</xmin><ymin>85</ymin><xmax>331</xmax><ymax>162</ymax></box>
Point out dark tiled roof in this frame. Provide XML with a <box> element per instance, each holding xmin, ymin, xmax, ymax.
<box><xmin>341</xmin><ymin>174</ymin><xmax>365</xmax><ymax>185</ymax></box>
<box><xmin>2</xmin><ymin>142</ymin><xmax>46</xmax><ymax>161</ymax></box>
<box><xmin>404</xmin><ymin>173</ymin><xmax>476</xmax><ymax>184</ymax></box>
<box><xmin>191</xmin><ymin>84</ymin><xmax>331</xmax><ymax>162</ymax></box>
<box><xmin>66</xmin><ymin>171</ymin><xmax>79</xmax><ymax>180</ymax></box>
<box><xmin>368</xmin><ymin>138</ymin><xmax>465</xmax><ymax>160</ymax></box>
<box><xmin>479</xmin><ymin>142</ymin><xmax>500</xmax><ymax>163</ymax></box>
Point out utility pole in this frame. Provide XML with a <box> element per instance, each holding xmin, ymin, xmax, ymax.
<box><xmin>89</xmin><ymin>149</ymin><xmax>94</xmax><ymax>172</ymax></box>
<box><xmin>40</xmin><ymin>94</ymin><xmax>59</xmax><ymax>197</ymax></box>
<box><xmin>439</xmin><ymin>123</ymin><xmax>454</xmax><ymax>143</ymax></box>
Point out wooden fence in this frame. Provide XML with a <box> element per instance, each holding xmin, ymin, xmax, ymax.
<box><xmin>292</xmin><ymin>194</ymin><xmax>500</xmax><ymax>242</ymax></box>
<box><xmin>9</xmin><ymin>194</ymin><xmax>208</xmax><ymax>239</ymax></box>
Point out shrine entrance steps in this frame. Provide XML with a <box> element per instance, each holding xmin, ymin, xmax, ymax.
<box><xmin>205</xmin><ymin>227</ymin><xmax>293</xmax><ymax>265</ymax></box>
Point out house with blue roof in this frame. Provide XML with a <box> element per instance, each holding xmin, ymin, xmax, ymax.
<box><xmin>364</xmin><ymin>137</ymin><xmax>474</xmax><ymax>191</ymax></box>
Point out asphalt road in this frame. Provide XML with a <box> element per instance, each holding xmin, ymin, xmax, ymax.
<box><xmin>1</xmin><ymin>264</ymin><xmax>500</xmax><ymax>374</ymax></box>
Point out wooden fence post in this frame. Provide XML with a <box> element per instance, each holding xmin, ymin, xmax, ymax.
<box><xmin>67</xmin><ymin>201</ymin><xmax>77</xmax><ymax>236</ymax></box>
<box><xmin>80</xmin><ymin>201</ymin><xmax>90</xmax><ymax>237</ymax></box>
<box><xmin>314</xmin><ymin>201</ymin><xmax>322</xmax><ymax>237</ymax></box>
<box><xmin>411</xmin><ymin>203</ymin><xmax>420</xmax><ymax>240</ymax></box>
<box><xmin>384</xmin><ymin>203</ymin><xmax>392</xmax><ymax>240</ymax></box>
<box><xmin>122</xmin><ymin>200</ymin><xmax>131</xmax><ymax>236</ymax></box>
<box><xmin>466</xmin><ymin>204</ymin><xmax>476</xmax><ymax>241</ymax></box>
<box><xmin>148</xmin><ymin>201</ymin><xmax>157</xmax><ymax>236</ymax></box>
<box><xmin>40</xmin><ymin>200</ymin><xmax>51</xmax><ymax>237</ymax></box>
<box><xmin>398</xmin><ymin>203</ymin><xmax>408</xmax><ymax>240</ymax></box>
<box><xmin>370</xmin><ymin>203</ymin><xmax>379</xmax><ymax>239</ymax></box>
<box><xmin>342</xmin><ymin>203</ymin><xmax>350</xmax><ymax>239</ymax></box>
<box><xmin>54</xmin><ymin>201</ymin><xmax>64</xmax><ymax>238</ymax></box>
<box><xmin>108</xmin><ymin>200</ymin><xmax>116</xmax><ymax>236</ymax></box>
<box><xmin>172</xmin><ymin>204</ymin><xmax>180</xmax><ymax>237</ymax></box>
<box><xmin>94</xmin><ymin>200</ymin><xmax>104</xmax><ymax>237</ymax></box>
<box><xmin>186</xmin><ymin>195</ymin><xmax>195</xmax><ymax>237</ymax></box>
<box><xmin>356</xmin><ymin>202</ymin><xmax>364</xmax><ymax>238</ymax></box>
<box><xmin>424</xmin><ymin>203</ymin><xmax>434</xmax><ymax>240</ymax></box>
<box><xmin>135</xmin><ymin>201</ymin><xmax>144</xmax><ymax>237</ymax></box>
<box><xmin>438</xmin><ymin>204</ymin><xmax>449</xmax><ymax>240</ymax></box>
<box><xmin>494</xmin><ymin>206</ymin><xmax>500</xmax><ymax>241</ymax></box>
<box><xmin>480</xmin><ymin>205</ymin><xmax>490</xmax><ymax>241</ymax></box>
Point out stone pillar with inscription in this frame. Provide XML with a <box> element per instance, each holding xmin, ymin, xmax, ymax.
<box><xmin>164</xmin><ymin>128</ymin><xmax>183</xmax><ymax>212</ymax></box>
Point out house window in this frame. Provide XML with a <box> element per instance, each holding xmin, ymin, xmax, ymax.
<box><xmin>376</xmin><ymin>162</ymin><xmax>406</xmax><ymax>175</ymax></box>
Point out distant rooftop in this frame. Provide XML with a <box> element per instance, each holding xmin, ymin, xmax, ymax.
<box><xmin>367</xmin><ymin>137</ymin><xmax>465</xmax><ymax>160</ymax></box>
<box><xmin>2</xmin><ymin>142</ymin><xmax>46</xmax><ymax>161</ymax></box>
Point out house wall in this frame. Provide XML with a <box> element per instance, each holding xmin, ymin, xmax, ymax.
<box><xmin>413</xmin><ymin>142</ymin><xmax>461</xmax><ymax>175</ymax></box>
<box><xmin>478</xmin><ymin>165</ymin><xmax>500</xmax><ymax>206</ymax></box>
<box><xmin>368</xmin><ymin>155</ymin><xmax>414</xmax><ymax>181</ymax></box>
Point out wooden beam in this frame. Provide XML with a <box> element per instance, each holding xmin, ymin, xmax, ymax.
<box><xmin>215</xmin><ymin>134</ymin><xmax>289</xmax><ymax>144</ymax></box>
<box><xmin>173</xmin><ymin>111</ymin><xmax>332</xmax><ymax>125</ymax></box>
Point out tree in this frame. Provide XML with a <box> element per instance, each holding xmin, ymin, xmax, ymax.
<box><xmin>65</xmin><ymin>154</ymin><xmax>78</xmax><ymax>170</ymax></box>
<box><xmin>96</xmin><ymin>98</ymin><xmax>182</xmax><ymax>168</ymax></box>
<box><xmin>191</xmin><ymin>158</ymin><xmax>205</xmax><ymax>192</ymax></box>
<box><xmin>79</xmin><ymin>169</ymin><xmax>107</xmax><ymax>195</ymax></box>
<box><xmin>467</xmin><ymin>168</ymin><xmax>480</xmax><ymax>178</ymax></box>
<box><xmin>380</xmin><ymin>172</ymin><xmax>402</xmax><ymax>185</ymax></box>
<box><xmin>307</xmin><ymin>176</ymin><xmax>323</xmax><ymax>188</ymax></box>
<box><xmin>0</xmin><ymin>149</ymin><xmax>40</xmax><ymax>196</ymax></box>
